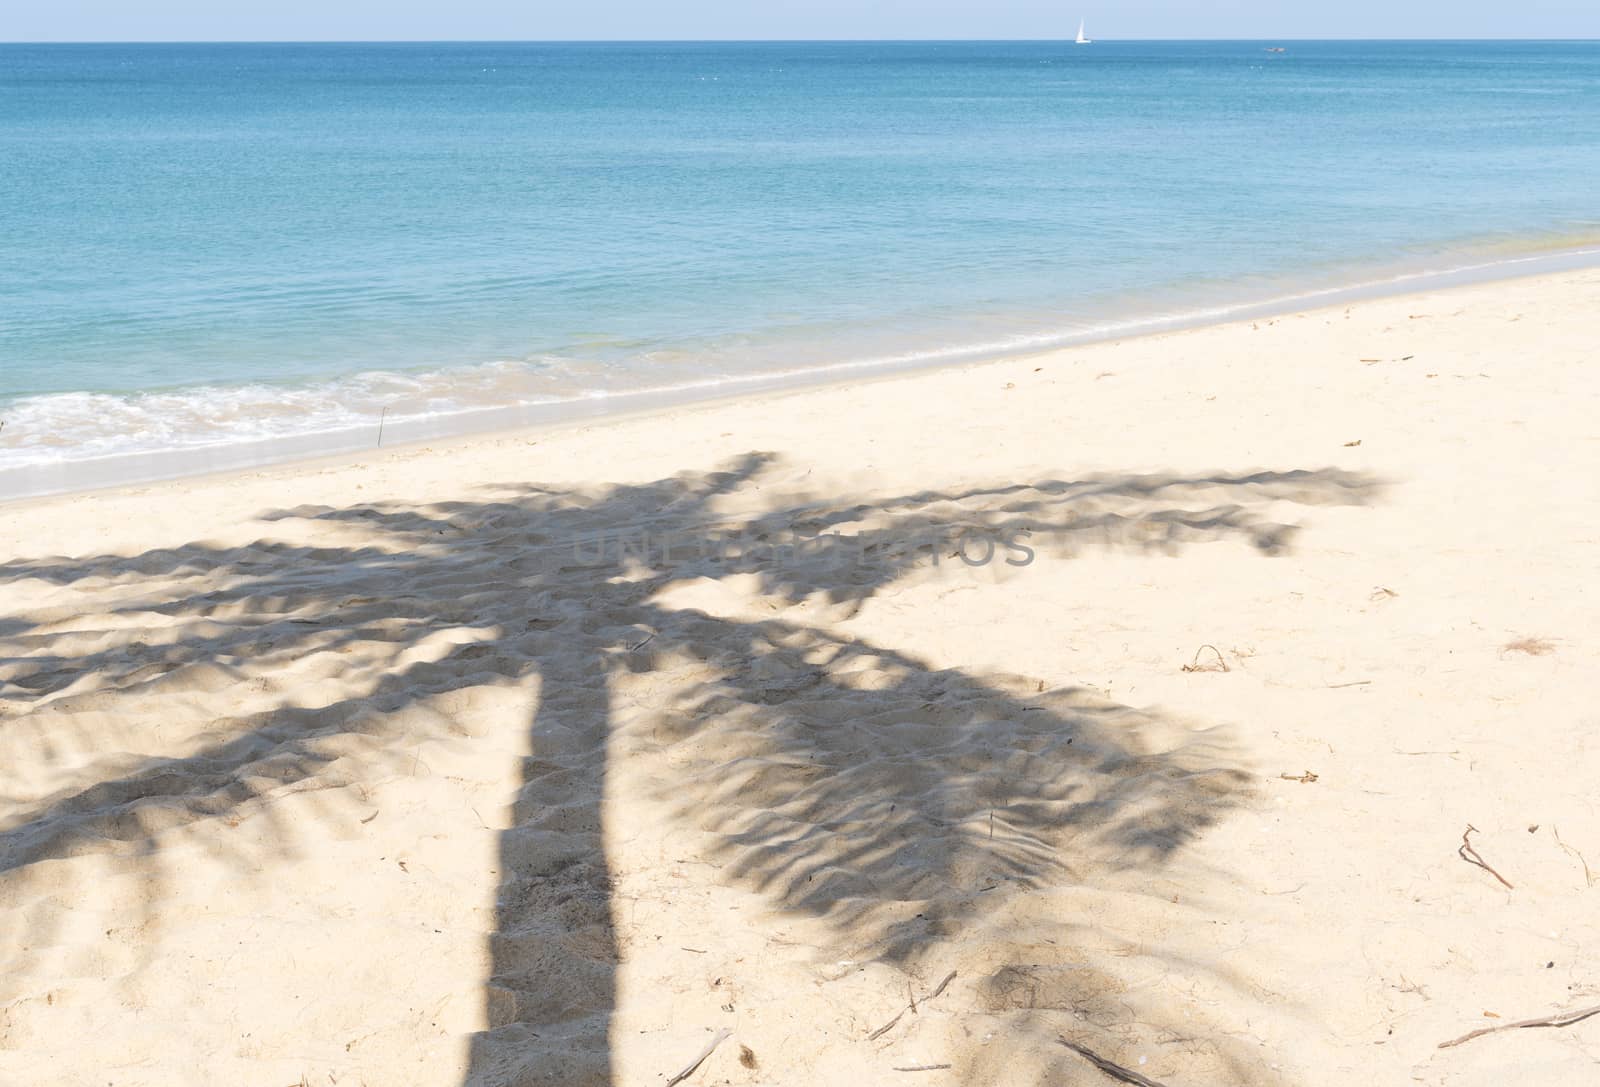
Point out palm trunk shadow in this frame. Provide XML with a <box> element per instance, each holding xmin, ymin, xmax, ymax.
<box><xmin>467</xmin><ymin>642</ymin><xmax>616</xmax><ymax>1087</ymax></box>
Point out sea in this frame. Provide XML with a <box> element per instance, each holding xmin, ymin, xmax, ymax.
<box><xmin>2</xmin><ymin>40</ymin><xmax>1598</xmax><ymax>496</ymax></box>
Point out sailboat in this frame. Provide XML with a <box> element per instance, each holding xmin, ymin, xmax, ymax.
<box><xmin>1075</xmin><ymin>18</ymin><xmax>1092</xmax><ymax>44</ymax></box>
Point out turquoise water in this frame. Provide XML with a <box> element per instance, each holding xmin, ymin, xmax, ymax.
<box><xmin>2</xmin><ymin>41</ymin><xmax>1598</xmax><ymax>488</ymax></box>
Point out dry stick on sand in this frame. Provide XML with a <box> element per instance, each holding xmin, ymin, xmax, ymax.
<box><xmin>868</xmin><ymin>972</ymin><xmax>957</xmax><ymax>1041</ymax></box>
<box><xmin>664</xmin><ymin>1028</ymin><xmax>733</xmax><ymax>1087</ymax></box>
<box><xmin>893</xmin><ymin>1065</ymin><xmax>954</xmax><ymax>1073</ymax></box>
<box><xmin>1457</xmin><ymin>824</ymin><xmax>1514</xmax><ymax>890</ymax></box>
<box><xmin>1438</xmin><ymin>1003</ymin><xmax>1600</xmax><ymax>1049</ymax></box>
<box><xmin>1181</xmin><ymin>645</ymin><xmax>1229</xmax><ymax>673</ymax></box>
<box><xmin>1553</xmin><ymin>826</ymin><xmax>1597</xmax><ymax>887</ymax></box>
<box><xmin>1058</xmin><ymin>1038</ymin><xmax>1175</xmax><ymax>1087</ymax></box>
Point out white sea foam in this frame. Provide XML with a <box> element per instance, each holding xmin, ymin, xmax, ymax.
<box><xmin>0</xmin><ymin>363</ymin><xmax>559</xmax><ymax>468</ymax></box>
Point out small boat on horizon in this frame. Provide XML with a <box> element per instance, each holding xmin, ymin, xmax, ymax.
<box><xmin>1075</xmin><ymin>19</ymin><xmax>1092</xmax><ymax>45</ymax></box>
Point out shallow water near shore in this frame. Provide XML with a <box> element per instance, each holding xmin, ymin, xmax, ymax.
<box><xmin>3</xmin><ymin>40</ymin><xmax>1599</xmax><ymax>495</ymax></box>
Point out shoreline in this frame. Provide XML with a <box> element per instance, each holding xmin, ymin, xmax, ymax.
<box><xmin>6</xmin><ymin>243</ymin><xmax>1600</xmax><ymax>505</ymax></box>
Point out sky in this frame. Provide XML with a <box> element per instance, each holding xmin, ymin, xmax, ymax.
<box><xmin>4</xmin><ymin>1</ymin><xmax>1599</xmax><ymax>43</ymax></box>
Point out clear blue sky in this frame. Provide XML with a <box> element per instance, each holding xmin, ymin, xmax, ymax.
<box><xmin>6</xmin><ymin>1</ymin><xmax>1599</xmax><ymax>43</ymax></box>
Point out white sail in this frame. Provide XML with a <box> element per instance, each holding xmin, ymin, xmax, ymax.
<box><xmin>1075</xmin><ymin>19</ymin><xmax>1091</xmax><ymax>44</ymax></box>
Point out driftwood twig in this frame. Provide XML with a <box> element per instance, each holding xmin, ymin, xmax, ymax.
<box><xmin>893</xmin><ymin>1065</ymin><xmax>953</xmax><ymax>1073</ymax></box>
<box><xmin>1438</xmin><ymin>1002</ymin><xmax>1600</xmax><ymax>1049</ymax></box>
<box><xmin>1181</xmin><ymin>645</ymin><xmax>1229</xmax><ymax>673</ymax></box>
<box><xmin>868</xmin><ymin>972</ymin><xmax>957</xmax><ymax>1041</ymax></box>
<box><xmin>1457</xmin><ymin>824</ymin><xmax>1514</xmax><ymax>890</ymax></box>
<box><xmin>665</xmin><ymin>1028</ymin><xmax>732</xmax><ymax>1086</ymax></box>
<box><xmin>1058</xmin><ymin>1038</ymin><xmax>1174</xmax><ymax>1087</ymax></box>
<box><xmin>1554</xmin><ymin>826</ymin><xmax>1597</xmax><ymax>887</ymax></box>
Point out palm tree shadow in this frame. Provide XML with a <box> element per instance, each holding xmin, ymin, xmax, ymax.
<box><xmin>0</xmin><ymin>454</ymin><xmax>1380</xmax><ymax>1086</ymax></box>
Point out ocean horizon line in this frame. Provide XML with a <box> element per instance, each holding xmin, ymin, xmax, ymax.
<box><xmin>7</xmin><ymin>37</ymin><xmax>1600</xmax><ymax>45</ymax></box>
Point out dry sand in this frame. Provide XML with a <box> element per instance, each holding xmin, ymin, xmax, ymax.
<box><xmin>3</xmin><ymin>267</ymin><xmax>1599</xmax><ymax>1086</ymax></box>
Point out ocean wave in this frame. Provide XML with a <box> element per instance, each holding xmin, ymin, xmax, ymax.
<box><xmin>0</xmin><ymin>362</ymin><xmax>568</xmax><ymax>470</ymax></box>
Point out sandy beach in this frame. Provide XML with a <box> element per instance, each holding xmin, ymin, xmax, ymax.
<box><xmin>3</xmin><ymin>266</ymin><xmax>1599</xmax><ymax>1086</ymax></box>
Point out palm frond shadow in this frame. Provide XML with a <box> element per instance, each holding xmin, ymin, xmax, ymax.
<box><xmin>635</xmin><ymin>616</ymin><xmax>1269</xmax><ymax>1083</ymax></box>
<box><xmin>650</xmin><ymin>617</ymin><xmax>1247</xmax><ymax>928</ymax></box>
<box><xmin>0</xmin><ymin>454</ymin><xmax>1380</xmax><ymax>1086</ymax></box>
